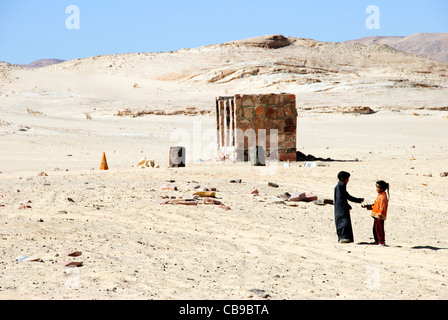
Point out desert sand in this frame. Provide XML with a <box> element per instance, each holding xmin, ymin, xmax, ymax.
<box><xmin>1</xmin><ymin>35</ymin><xmax>448</xmax><ymax>300</ymax></box>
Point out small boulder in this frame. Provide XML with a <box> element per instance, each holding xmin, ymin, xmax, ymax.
<box><xmin>289</xmin><ymin>192</ymin><xmax>306</xmax><ymax>202</ymax></box>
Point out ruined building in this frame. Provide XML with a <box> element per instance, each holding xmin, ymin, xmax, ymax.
<box><xmin>216</xmin><ymin>93</ymin><xmax>297</xmax><ymax>163</ymax></box>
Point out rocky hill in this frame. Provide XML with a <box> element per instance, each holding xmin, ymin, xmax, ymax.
<box><xmin>1</xmin><ymin>35</ymin><xmax>447</xmax><ymax>117</ymax></box>
<box><xmin>346</xmin><ymin>33</ymin><xmax>448</xmax><ymax>63</ymax></box>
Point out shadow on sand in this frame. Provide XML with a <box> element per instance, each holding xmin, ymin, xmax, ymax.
<box><xmin>357</xmin><ymin>242</ymin><xmax>448</xmax><ymax>251</ymax></box>
<box><xmin>411</xmin><ymin>245</ymin><xmax>448</xmax><ymax>251</ymax></box>
<box><xmin>296</xmin><ymin>151</ymin><xmax>360</xmax><ymax>163</ymax></box>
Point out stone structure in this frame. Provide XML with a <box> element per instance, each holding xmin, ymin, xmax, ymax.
<box><xmin>216</xmin><ymin>93</ymin><xmax>297</xmax><ymax>162</ymax></box>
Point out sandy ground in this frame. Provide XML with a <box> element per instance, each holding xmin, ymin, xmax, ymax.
<box><xmin>1</xmin><ymin>108</ymin><xmax>448</xmax><ymax>300</ymax></box>
<box><xmin>1</xmin><ymin>36</ymin><xmax>448</xmax><ymax>300</ymax></box>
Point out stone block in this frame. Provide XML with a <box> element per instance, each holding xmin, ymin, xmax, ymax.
<box><xmin>254</xmin><ymin>118</ymin><xmax>266</xmax><ymax>130</ymax></box>
<box><xmin>284</xmin><ymin>126</ymin><xmax>296</xmax><ymax>133</ymax></box>
<box><xmin>255</xmin><ymin>105</ymin><xmax>265</xmax><ymax>116</ymax></box>
<box><xmin>302</xmin><ymin>193</ymin><xmax>318</xmax><ymax>202</ymax></box>
<box><xmin>278</xmin><ymin>134</ymin><xmax>287</xmax><ymax>143</ymax></box>
<box><xmin>277</xmin><ymin>107</ymin><xmax>285</xmax><ymax>118</ymax></box>
<box><xmin>193</xmin><ymin>191</ymin><xmax>216</xmax><ymax>197</ymax></box>
<box><xmin>267</xmin><ymin>107</ymin><xmax>276</xmax><ymax>119</ymax></box>
<box><xmin>242</xmin><ymin>98</ymin><xmax>254</xmax><ymax>107</ymax></box>
<box><xmin>279</xmin><ymin>152</ymin><xmax>297</xmax><ymax>162</ymax></box>
<box><xmin>289</xmin><ymin>191</ymin><xmax>306</xmax><ymax>202</ymax></box>
<box><xmin>243</xmin><ymin>107</ymin><xmax>254</xmax><ymax>118</ymax></box>
<box><xmin>285</xmin><ymin>118</ymin><xmax>296</xmax><ymax>127</ymax></box>
<box><xmin>284</xmin><ymin>106</ymin><xmax>293</xmax><ymax>117</ymax></box>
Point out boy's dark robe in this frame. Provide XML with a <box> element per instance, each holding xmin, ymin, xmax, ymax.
<box><xmin>334</xmin><ymin>181</ymin><xmax>363</xmax><ymax>242</ymax></box>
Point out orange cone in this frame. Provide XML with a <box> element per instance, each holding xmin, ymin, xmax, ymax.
<box><xmin>100</xmin><ymin>152</ymin><xmax>109</xmax><ymax>170</ymax></box>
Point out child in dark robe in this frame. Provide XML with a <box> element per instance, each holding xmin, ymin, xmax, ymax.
<box><xmin>334</xmin><ymin>171</ymin><xmax>364</xmax><ymax>243</ymax></box>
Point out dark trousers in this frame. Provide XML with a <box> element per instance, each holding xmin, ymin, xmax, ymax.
<box><xmin>373</xmin><ymin>218</ymin><xmax>385</xmax><ymax>245</ymax></box>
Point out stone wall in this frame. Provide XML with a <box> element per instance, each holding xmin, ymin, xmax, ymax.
<box><xmin>216</xmin><ymin>93</ymin><xmax>297</xmax><ymax>162</ymax></box>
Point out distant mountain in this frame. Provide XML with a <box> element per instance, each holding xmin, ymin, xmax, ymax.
<box><xmin>25</xmin><ymin>59</ymin><xmax>65</xmax><ymax>68</ymax></box>
<box><xmin>346</xmin><ymin>33</ymin><xmax>448</xmax><ymax>62</ymax></box>
<box><xmin>2</xmin><ymin>34</ymin><xmax>447</xmax><ymax>112</ymax></box>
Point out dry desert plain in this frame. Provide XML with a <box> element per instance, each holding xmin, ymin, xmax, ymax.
<box><xmin>0</xmin><ymin>35</ymin><xmax>448</xmax><ymax>300</ymax></box>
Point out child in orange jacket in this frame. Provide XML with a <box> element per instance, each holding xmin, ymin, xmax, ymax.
<box><xmin>366</xmin><ymin>181</ymin><xmax>389</xmax><ymax>246</ymax></box>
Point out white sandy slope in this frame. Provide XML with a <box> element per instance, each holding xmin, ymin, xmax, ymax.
<box><xmin>0</xmin><ymin>36</ymin><xmax>448</xmax><ymax>300</ymax></box>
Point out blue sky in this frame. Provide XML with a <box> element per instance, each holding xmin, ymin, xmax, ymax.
<box><xmin>0</xmin><ymin>0</ymin><xmax>447</xmax><ymax>65</ymax></box>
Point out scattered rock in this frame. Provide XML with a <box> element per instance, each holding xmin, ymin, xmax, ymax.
<box><xmin>289</xmin><ymin>192</ymin><xmax>306</xmax><ymax>202</ymax></box>
<box><xmin>251</xmin><ymin>189</ymin><xmax>259</xmax><ymax>195</ymax></box>
<box><xmin>68</xmin><ymin>251</ymin><xmax>82</xmax><ymax>257</ymax></box>
<box><xmin>285</xmin><ymin>202</ymin><xmax>299</xmax><ymax>207</ymax></box>
<box><xmin>341</xmin><ymin>106</ymin><xmax>377</xmax><ymax>115</ymax></box>
<box><xmin>65</xmin><ymin>262</ymin><xmax>83</xmax><ymax>267</ymax></box>
<box><xmin>37</xmin><ymin>172</ymin><xmax>48</xmax><ymax>177</ymax></box>
<box><xmin>137</xmin><ymin>157</ymin><xmax>158</xmax><ymax>169</ymax></box>
<box><xmin>16</xmin><ymin>255</ymin><xmax>42</xmax><ymax>262</ymax></box>
<box><xmin>423</xmin><ymin>173</ymin><xmax>433</xmax><ymax>177</ymax></box>
<box><xmin>248</xmin><ymin>288</ymin><xmax>270</xmax><ymax>298</ymax></box>
<box><xmin>301</xmin><ymin>193</ymin><xmax>318</xmax><ymax>202</ymax></box>
<box><xmin>313</xmin><ymin>198</ymin><xmax>334</xmax><ymax>206</ymax></box>
<box><xmin>193</xmin><ymin>191</ymin><xmax>216</xmax><ymax>198</ymax></box>
<box><xmin>202</xmin><ymin>198</ymin><xmax>222</xmax><ymax>205</ymax></box>
<box><xmin>23</xmin><ymin>257</ymin><xmax>42</xmax><ymax>262</ymax></box>
<box><xmin>280</xmin><ymin>192</ymin><xmax>291</xmax><ymax>199</ymax></box>
<box><xmin>229</xmin><ymin>179</ymin><xmax>242</xmax><ymax>183</ymax></box>
<box><xmin>440</xmin><ymin>172</ymin><xmax>448</xmax><ymax>177</ymax></box>
<box><xmin>169</xmin><ymin>199</ymin><xmax>198</xmax><ymax>206</ymax></box>
<box><xmin>268</xmin><ymin>182</ymin><xmax>279</xmax><ymax>188</ymax></box>
<box><xmin>160</xmin><ymin>185</ymin><xmax>178</xmax><ymax>191</ymax></box>
<box><xmin>228</xmin><ymin>35</ymin><xmax>293</xmax><ymax>49</ymax></box>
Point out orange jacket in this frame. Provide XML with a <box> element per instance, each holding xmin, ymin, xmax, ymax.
<box><xmin>371</xmin><ymin>192</ymin><xmax>388</xmax><ymax>220</ymax></box>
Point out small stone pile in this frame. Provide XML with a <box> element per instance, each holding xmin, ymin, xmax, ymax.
<box><xmin>137</xmin><ymin>157</ymin><xmax>160</xmax><ymax>169</ymax></box>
